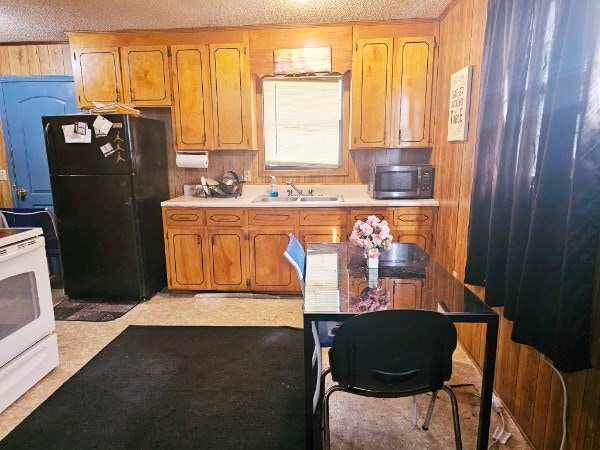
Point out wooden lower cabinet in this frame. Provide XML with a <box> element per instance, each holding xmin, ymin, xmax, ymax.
<box><xmin>298</xmin><ymin>228</ymin><xmax>345</xmax><ymax>246</ymax></box>
<box><xmin>165</xmin><ymin>228</ymin><xmax>209</xmax><ymax>290</ymax></box>
<box><xmin>162</xmin><ymin>205</ymin><xmax>436</xmax><ymax>293</ymax></box>
<box><xmin>208</xmin><ymin>229</ymin><xmax>248</xmax><ymax>291</ymax></box>
<box><xmin>248</xmin><ymin>230</ymin><xmax>298</xmax><ymax>292</ymax></box>
<box><xmin>394</xmin><ymin>229</ymin><xmax>434</xmax><ymax>253</ymax></box>
<box><xmin>389</xmin><ymin>278</ymin><xmax>423</xmax><ymax>309</ymax></box>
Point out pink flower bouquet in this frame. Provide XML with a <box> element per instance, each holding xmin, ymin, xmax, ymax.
<box><xmin>348</xmin><ymin>215</ymin><xmax>393</xmax><ymax>258</ymax></box>
<box><xmin>349</xmin><ymin>286</ymin><xmax>390</xmax><ymax>312</ymax></box>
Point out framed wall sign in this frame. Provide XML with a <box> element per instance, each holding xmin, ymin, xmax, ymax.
<box><xmin>447</xmin><ymin>65</ymin><xmax>473</xmax><ymax>141</ymax></box>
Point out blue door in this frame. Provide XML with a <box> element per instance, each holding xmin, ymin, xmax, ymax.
<box><xmin>0</xmin><ymin>76</ymin><xmax>79</xmax><ymax>209</ymax></box>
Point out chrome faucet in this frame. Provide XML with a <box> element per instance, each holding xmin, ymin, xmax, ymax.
<box><xmin>286</xmin><ymin>182</ymin><xmax>303</xmax><ymax>196</ymax></box>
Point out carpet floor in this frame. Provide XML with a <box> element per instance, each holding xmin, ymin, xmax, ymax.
<box><xmin>0</xmin><ymin>325</ymin><xmax>305</xmax><ymax>449</ymax></box>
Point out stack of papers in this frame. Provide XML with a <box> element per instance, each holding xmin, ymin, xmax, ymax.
<box><xmin>89</xmin><ymin>102</ymin><xmax>141</xmax><ymax>116</ymax></box>
<box><xmin>304</xmin><ymin>253</ymin><xmax>340</xmax><ymax>312</ymax></box>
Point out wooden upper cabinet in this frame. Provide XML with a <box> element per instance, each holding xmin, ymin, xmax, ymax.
<box><xmin>171</xmin><ymin>45</ymin><xmax>213</xmax><ymax>150</ymax></box>
<box><xmin>209</xmin><ymin>43</ymin><xmax>252</xmax><ymax>149</ymax></box>
<box><xmin>121</xmin><ymin>46</ymin><xmax>171</xmax><ymax>106</ymax></box>
<box><xmin>351</xmin><ymin>36</ymin><xmax>435</xmax><ymax>149</ymax></box>
<box><xmin>391</xmin><ymin>37</ymin><xmax>435</xmax><ymax>147</ymax></box>
<box><xmin>72</xmin><ymin>47</ymin><xmax>123</xmax><ymax>107</ymax></box>
<box><xmin>71</xmin><ymin>45</ymin><xmax>170</xmax><ymax>108</ymax></box>
<box><xmin>351</xmin><ymin>38</ymin><xmax>393</xmax><ymax>148</ymax></box>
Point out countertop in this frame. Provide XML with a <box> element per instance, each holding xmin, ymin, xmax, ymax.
<box><xmin>161</xmin><ymin>184</ymin><xmax>440</xmax><ymax>208</ymax></box>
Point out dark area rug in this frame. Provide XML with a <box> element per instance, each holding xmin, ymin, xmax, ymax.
<box><xmin>53</xmin><ymin>297</ymin><xmax>139</xmax><ymax>322</ymax></box>
<box><xmin>0</xmin><ymin>326</ymin><xmax>305</xmax><ymax>449</ymax></box>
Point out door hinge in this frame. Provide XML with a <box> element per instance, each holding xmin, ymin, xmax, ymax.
<box><xmin>355</xmin><ymin>43</ymin><xmax>358</xmax><ymax>52</ymax></box>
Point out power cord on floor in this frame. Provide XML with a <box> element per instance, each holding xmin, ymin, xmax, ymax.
<box><xmin>545</xmin><ymin>357</ymin><xmax>568</xmax><ymax>450</ymax></box>
<box><xmin>488</xmin><ymin>394</ymin><xmax>511</xmax><ymax>448</ymax></box>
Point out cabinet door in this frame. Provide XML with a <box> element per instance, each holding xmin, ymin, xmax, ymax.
<box><xmin>349</xmin><ymin>276</ymin><xmax>368</xmax><ymax>297</ymax></box>
<box><xmin>72</xmin><ymin>47</ymin><xmax>122</xmax><ymax>108</ymax></box>
<box><xmin>171</xmin><ymin>45</ymin><xmax>214</xmax><ymax>150</ymax></box>
<box><xmin>394</xmin><ymin>229</ymin><xmax>434</xmax><ymax>253</ymax></box>
<box><xmin>209</xmin><ymin>43</ymin><xmax>252</xmax><ymax>149</ymax></box>
<box><xmin>298</xmin><ymin>228</ymin><xmax>345</xmax><ymax>246</ymax></box>
<box><xmin>391</xmin><ymin>37</ymin><xmax>435</xmax><ymax>147</ymax></box>
<box><xmin>165</xmin><ymin>228</ymin><xmax>209</xmax><ymax>290</ymax></box>
<box><xmin>121</xmin><ymin>46</ymin><xmax>171</xmax><ymax>106</ymax></box>
<box><xmin>249</xmin><ymin>230</ymin><xmax>298</xmax><ymax>292</ymax></box>
<box><xmin>389</xmin><ymin>278</ymin><xmax>423</xmax><ymax>309</ymax></box>
<box><xmin>208</xmin><ymin>229</ymin><xmax>248</xmax><ymax>291</ymax></box>
<box><xmin>351</xmin><ymin>38</ymin><xmax>393</xmax><ymax>148</ymax></box>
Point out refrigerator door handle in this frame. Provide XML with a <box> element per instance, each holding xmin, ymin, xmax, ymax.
<box><xmin>44</xmin><ymin>123</ymin><xmax>55</xmax><ymax>159</ymax></box>
<box><xmin>44</xmin><ymin>122</ymin><xmax>52</xmax><ymax>147</ymax></box>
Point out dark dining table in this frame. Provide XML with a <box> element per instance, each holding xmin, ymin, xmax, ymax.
<box><xmin>302</xmin><ymin>242</ymin><xmax>499</xmax><ymax>450</ymax></box>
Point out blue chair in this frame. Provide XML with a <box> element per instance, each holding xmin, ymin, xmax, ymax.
<box><xmin>283</xmin><ymin>233</ymin><xmax>306</xmax><ymax>294</ymax></box>
<box><xmin>0</xmin><ymin>207</ymin><xmax>60</xmax><ymax>274</ymax></box>
<box><xmin>283</xmin><ymin>233</ymin><xmax>325</xmax><ymax>413</ymax></box>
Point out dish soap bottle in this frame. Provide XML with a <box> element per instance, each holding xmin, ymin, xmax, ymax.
<box><xmin>269</xmin><ymin>176</ymin><xmax>279</xmax><ymax>197</ymax></box>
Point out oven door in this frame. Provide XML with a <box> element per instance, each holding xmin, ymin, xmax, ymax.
<box><xmin>0</xmin><ymin>237</ymin><xmax>55</xmax><ymax>368</ymax></box>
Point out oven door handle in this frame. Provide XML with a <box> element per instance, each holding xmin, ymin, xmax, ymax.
<box><xmin>0</xmin><ymin>238</ymin><xmax>45</xmax><ymax>264</ymax></box>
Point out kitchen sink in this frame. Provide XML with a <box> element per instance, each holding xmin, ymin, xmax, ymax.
<box><xmin>251</xmin><ymin>195</ymin><xmax>300</xmax><ymax>203</ymax></box>
<box><xmin>251</xmin><ymin>195</ymin><xmax>344</xmax><ymax>203</ymax></box>
<box><xmin>297</xmin><ymin>195</ymin><xmax>344</xmax><ymax>202</ymax></box>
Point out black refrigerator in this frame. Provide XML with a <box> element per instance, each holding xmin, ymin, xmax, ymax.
<box><xmin>42</xmin><ymin>114</ymin><xmax>169</xmax><ymax>300</ymax></box>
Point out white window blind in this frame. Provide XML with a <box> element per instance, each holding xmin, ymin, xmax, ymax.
<box><xmin>263</xmin><ymin>76</ymin><xmax>343</xmax><ymax>169</ymax></box>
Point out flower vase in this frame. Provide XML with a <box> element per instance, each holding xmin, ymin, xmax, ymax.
<box><xmin>367</xmin><ymin>256</ymin><xmax>379</xmax><ymax>288</ymax></box>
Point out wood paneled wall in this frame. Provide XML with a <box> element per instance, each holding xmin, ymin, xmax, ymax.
<box><xmin>0</xmin><ymin>43</ymin><xmax>72</xmax><ymax>207</ymax></box>
<box><xmin>433</xmin><ymin>1</ymin><xmax>600</xmax><ymax>448</ymax></box>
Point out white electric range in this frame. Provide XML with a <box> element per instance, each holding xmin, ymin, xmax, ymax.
<box><xmin>0</xmin><ymin>227</ymin><xmax>58</xmax><ymax>413</ymax></box>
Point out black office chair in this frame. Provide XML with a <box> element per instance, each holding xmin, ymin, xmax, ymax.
<box><xmin>323</xmin><ymin>309</ymin><xmax>462</xmax><ymax>449</ymax></box>
<box><xmin>0</xmin><ymin>207</ymin><xmax>61</xmax><ymax>274</ymax></box>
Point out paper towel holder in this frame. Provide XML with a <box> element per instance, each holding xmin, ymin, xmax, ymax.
<box><xmin>176</xmin><ymin>151</ymin><xmax>209</xmax><ymax>168</ymax></box>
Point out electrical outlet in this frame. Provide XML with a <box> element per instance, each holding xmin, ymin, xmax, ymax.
<box><xmin>0</xmin><ymin>169</ymin><xmax>7</xmax><ymax>181</ymax></box>
<box><xmin>243</xmin><ymin>170</ymin><xmax>251</xmax><ymax>182</ymax></box>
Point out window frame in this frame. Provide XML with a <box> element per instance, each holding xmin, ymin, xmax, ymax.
<box><xmin>257</xmin><ymin>72</ymin><xmax>350</xmax><ymax>178</ymax></box>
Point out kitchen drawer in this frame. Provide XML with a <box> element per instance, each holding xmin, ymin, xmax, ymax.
<box><xmin>205</xmin><ymin>209</ymin><xmax>245</xmax><ymax>227</ymax></box>
<box><xmin>391</xmin><ymin>207</ymin><xmax>435</xmax><ymax>228</ymax></box>
<box><xmin>164</xmin><ymin>208</ymin><xmax>205</xmax><ymax>227</ymax></box>
<box><xmin>299</xmin><ymin>208</ymin><xmax>347</xmax><ymax>227</ymax></box>
<box><xmin>348</xmin><ymin>208</ymin><xmax>389</xmax><ymax>226</ymax></box>
<box><xmin>248</xmin><ymin>209</ymin><xmax>297</xmax><ymax>227</ymax></box>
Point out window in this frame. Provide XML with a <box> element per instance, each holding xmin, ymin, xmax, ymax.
<box><xmin>262</xmin><ymin>76</ymin><xmax>343</xmax><ymax>171</ymax></box>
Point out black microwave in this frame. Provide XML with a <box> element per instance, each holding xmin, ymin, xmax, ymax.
<box><xmin>368</xmin><ymin>164</ymin><xmax>434</xmax><ymax>199</ymax></box>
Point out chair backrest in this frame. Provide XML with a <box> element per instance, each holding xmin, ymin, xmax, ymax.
<box><xmin>0</xmin><ymin>208</ymin><xmax>60</xmax><ymax>256</ymax></box>
<box><xmin>329</xmin><ymin>309</ymin><xmax>457</xmax><ymax>394</ymax></box>
<box><xmin>283</xmin><ymin>233</ymin><xmax>305</xmax><ymax>292</ymax></box>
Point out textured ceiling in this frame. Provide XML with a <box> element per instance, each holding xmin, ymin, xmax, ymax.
<box><xmin>0</xmin><ymin>0</ymin><xmax>453</xmax><ymax>43</ymax></box>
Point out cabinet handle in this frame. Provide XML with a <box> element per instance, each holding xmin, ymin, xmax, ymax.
<box><xmin>116</xmin><ymin>88</ymin><xmax>121</xmax><ymax>102</ymax></box>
